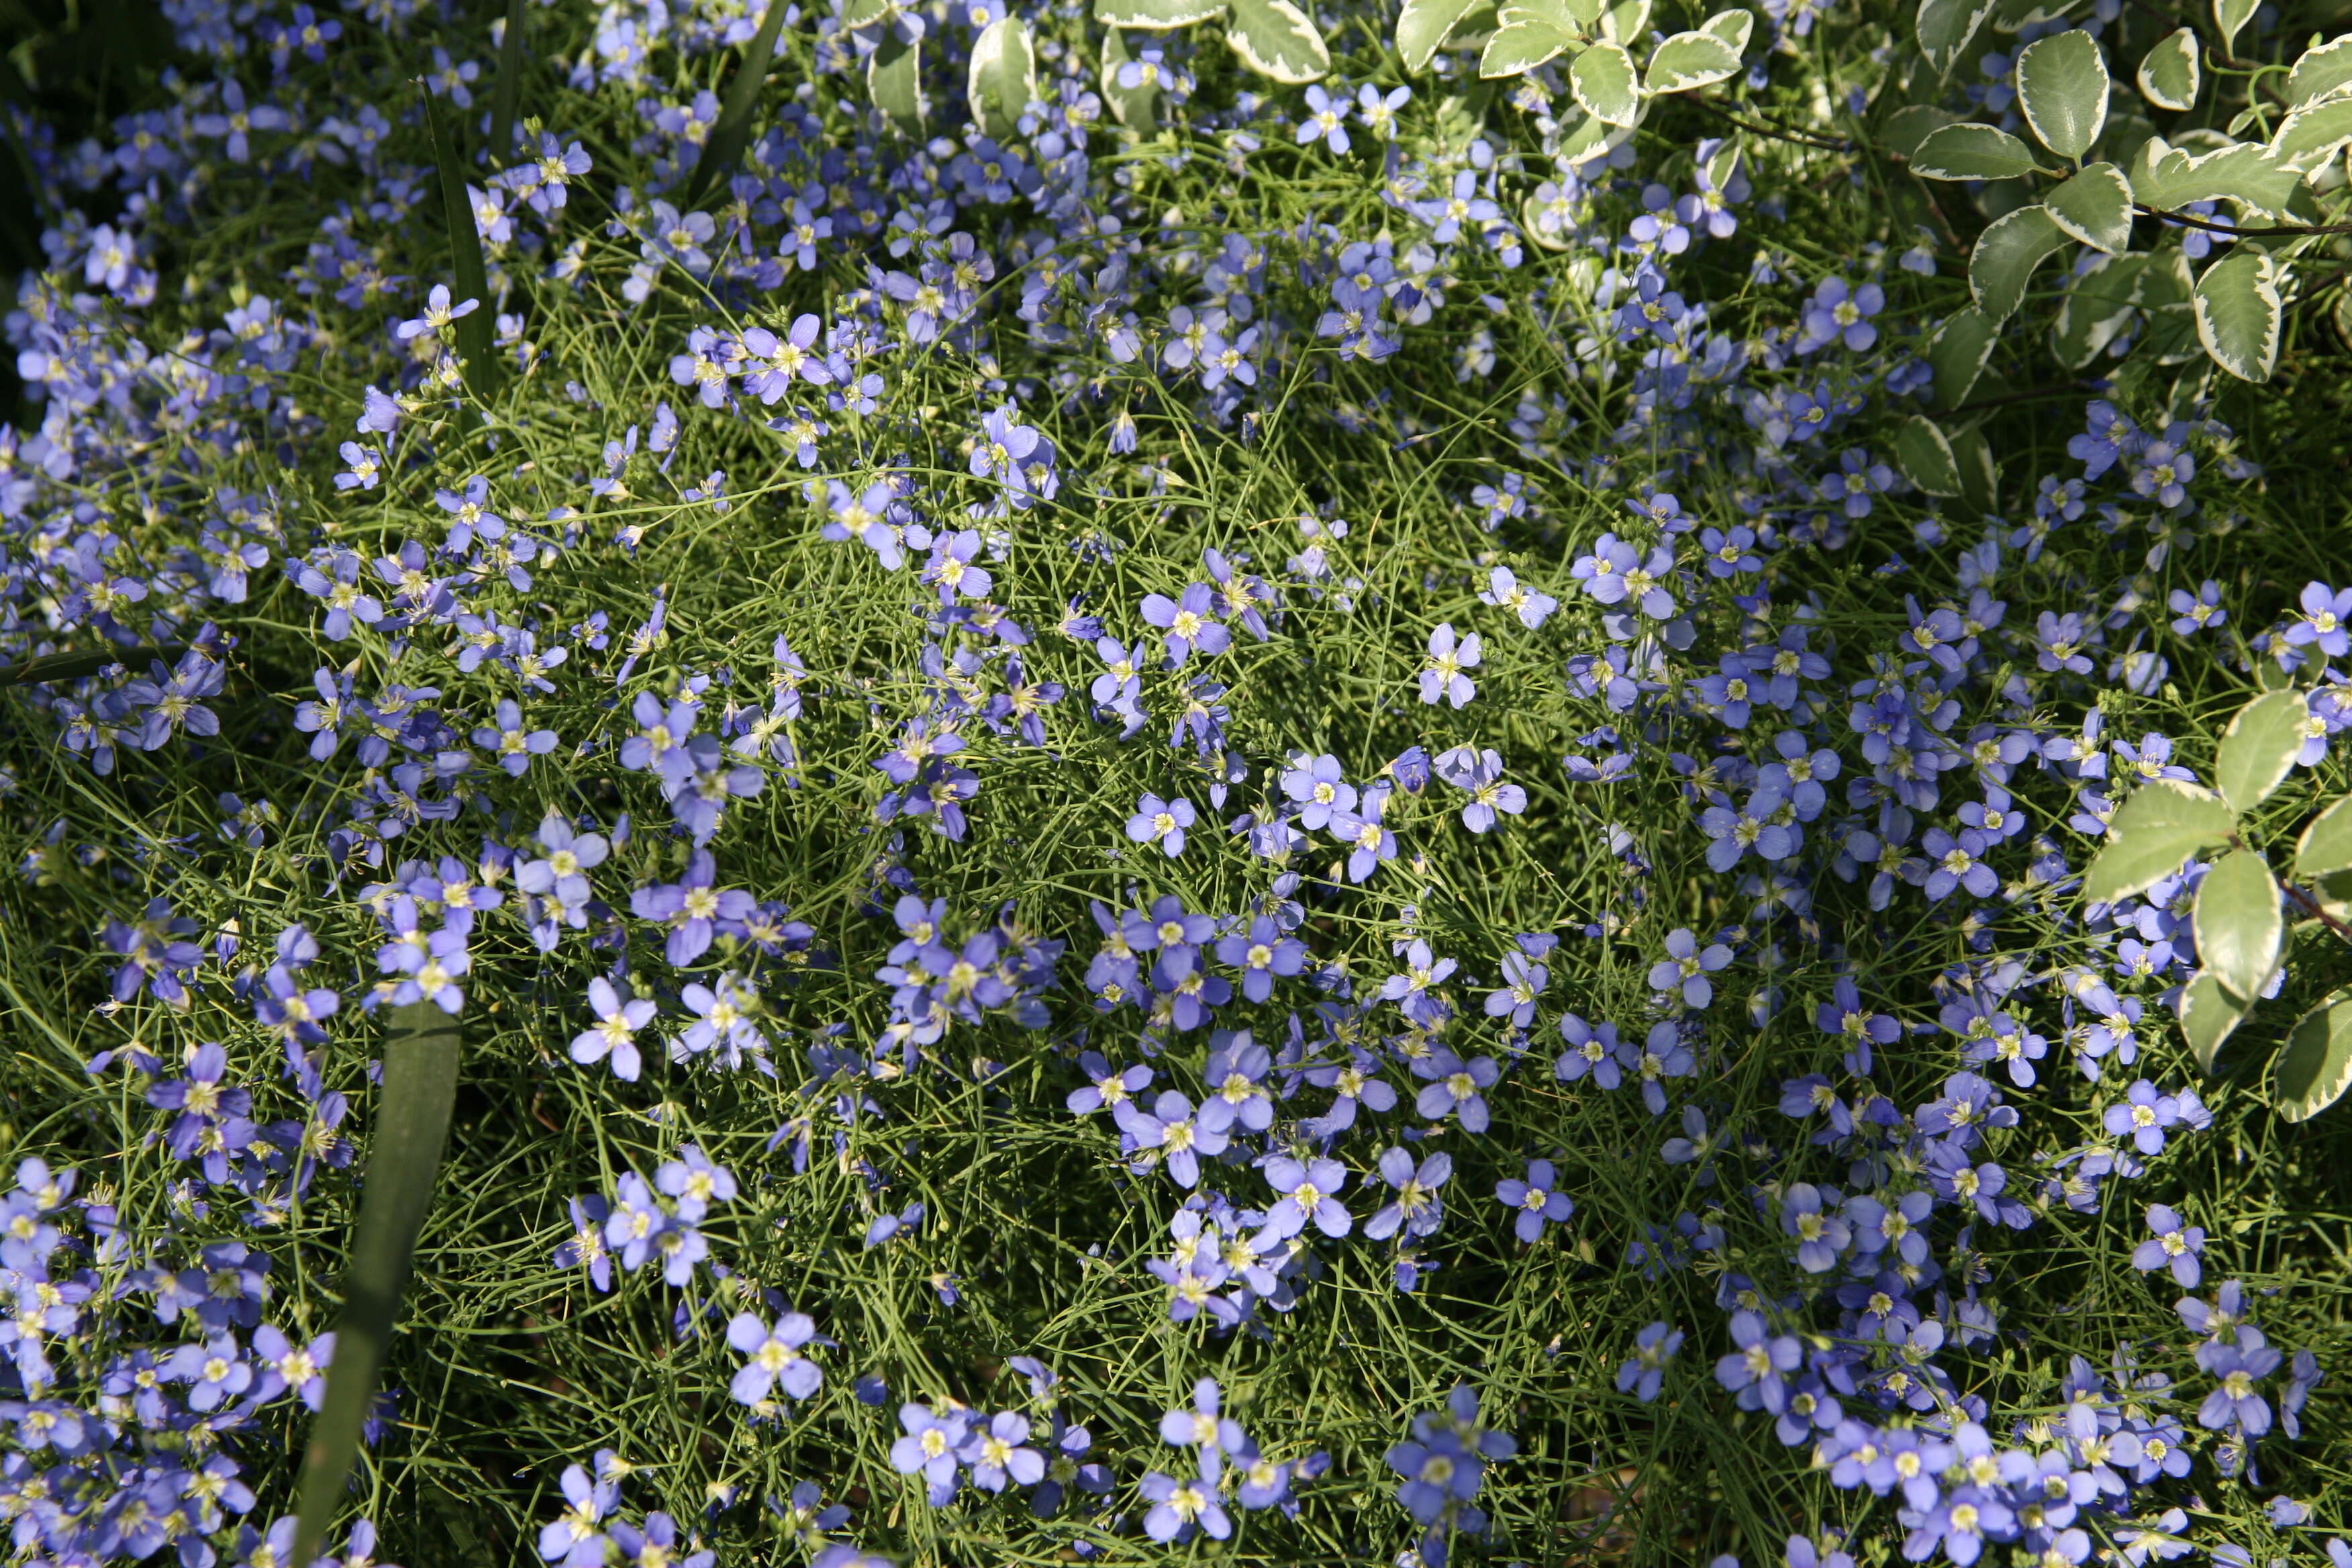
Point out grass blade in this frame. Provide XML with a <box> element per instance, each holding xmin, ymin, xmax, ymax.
<box><xmin>0</xmin><ymin>644</ymin><xmax>186</xmax><ymax>687</ymax></box>
<box><xmin>683</xmin><ymin>0</ymin><xmax>791</xmax><ymax>207</ymax></box>
<box><xmin>486</xmin><ymin>0</ymin><xmax>528</xmax><ymax>165</ymax></box>
<box><xmin>423</xmin><ymin>87</ymin><xmax>501</xmax><ymax>401</ymax></box>
<box><xmin>290</xmin><ymin>1002</ymin><xmax>462</xmax><ymax>1568</ymax></box>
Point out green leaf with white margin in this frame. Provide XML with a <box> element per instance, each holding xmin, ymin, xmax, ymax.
<box><xmin>1643</xmin><ymin>28</ymin><xmax>1743</xmax><ymax>93</ymax></box>
<box><xmin>2016</xmin><ymin>28</ymin><xmax>2108</xmax><ymax>160</ymax></box>
<box><xmin>1883</xmin><ymin>104</ymin><xmax>1964</xmax><ymax>158</ymax></box>
<box><xmin>2132</xmin><ymin>138</ymin><xmax>2304</xmax><ymax>216</ymax></box>
<box><xmin>1969</xmin><ymin>203</ymin><xmax>2066</xmax><ymax>320</ymax></box>
<box><xmin>2083</xmin><ymin>779</ymin><xmax>2238</xmax><ymax>904</ymax></box>
<box><xmin>1928</xmin><ymin>305</ymin><xmax>1997</xmax><ymax>408</ymax></box>
<box><xmin>1099</xmin><ymin>28</ymin><xmax>1160</xmax><ymax>128</ymax></box>
<box><xmin>1094</xmin><ymin>0</ymin><xmax>1225</xmax><ymax>26</ymax></box>
<box><xmin>967</xmin><ymin>16</ymin><xmax>1037</xmax><ymax>140</ymax></box>
<box><xmin>2044</xmin><ymin>161</ymin><xmax>2133</xmax><ymax>251</ymax></box>
<box><xmin>1949</xmin><ymin>420</ymin><xmax>1998</xmax><ymax>515</ymax></box>
<box><xmin>2193</xmin><ymin>247</ymin><xmax>2284</xmax><ymax>384</ymax></box>
<box><xmin>1915</xmin><ymin>0</ymin><xmax>1995</xmax><ymax>78</ymax></box>
<box><xmin>2216</xmin><ymin>687</ymin><xmax>2309</xmax><ymax>815</ymax></box>
<box><xmin>2136</xmin><ymin>27</ymin><xmax>2200</xmax><ymax>111</ymax></box>
<box><xmin>2212</xmin><ymin>0</ymin><xmax>2257</xmax><ymax>56</ymax></box>
<box><xmin>2196</xmin><ymin>847</ymin><xmax>2284</xmax><ymax>1003</ymax></box>
<box><xmin>1910</xmin><ymin>121</ymin><xmax>2047</xmax><ymax>179</ymax></box>
<box><xmin>1698</xmin><ymin>7</ymin><xmax>1753</xmax><ymax>54</ymax></box>
<box><xmin>2286</xmin><ymin>34</ymin><xmax>2352</xmax><ymax>108</ymax></box>
<box><xmin>1226</xmin><ymin>0</ymin><xmax>1330</xmax><ymax>81</ymax></box>
<box><xmin>1482</xmin><ymin>7</ymin><xmax>1580</xmax><ymax>76</ymax></box>
<box><xmin>867</xmin><ymin>33</ymin><xmax>924</xmax><ymax>133</ymax></box>
<box><xmin>2179</xmin><ymin>970</ymin><xmax>2249</xmax><ymax>1075</ymax></box>
<box><xmin>2297</xmin><ymin>793</ymin><xmax>2352</xmax><ymax>879</ymax></box>
<box><xmin>289</xmin><ymin>1003</ymin><xmax>462</xmax><ymax>1568</ymax></box>
<box><xmin>1893</xmin><ymin>415</ymin><xmax>1962</xmax><ymax>496</ymax></box>
<box><xmin>1894</xmin><ymin>415</ymin><xmax>1961</xmax><ymax>495</ymax></box>
<box><xmin>2275</xmin><ymin>987</ymin><xmax>2352</xmax><ymax>1122</ymax></box>
<box><xmin>2273</xmin><ymin>94</ymin><xmax>2352</xmax><ymax>172</ymax></box>
<box><xmin>1398</xmin><ymin>0</ymin><xmax>1485</xmax><ymax>70</ymax></box>
<box><xmin>2051</xmin><ymin>252</ymin><xmax>2145</xmax><ymax>369</ymax></box>
<box><xmin>1571</xmin><ymin>40</ymin><xmax>1640</xmax><ymax>124</ymax></box>
<box><xmin>1598</xmin><ymin>0</ymin><xmax>1649</xmax><ymax>46</ymax></box>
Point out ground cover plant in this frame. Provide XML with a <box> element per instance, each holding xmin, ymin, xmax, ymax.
<box><xmin>9</xmin><ymin>0</ymin><xmax>2352</xmax><ymax>1563</ymax></box>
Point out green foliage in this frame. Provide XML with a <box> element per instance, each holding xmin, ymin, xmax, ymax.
<box><xmin>2091</xmin><ymin>688</ymin><xmax>2352</xmax><ymax>1116</ymax></box>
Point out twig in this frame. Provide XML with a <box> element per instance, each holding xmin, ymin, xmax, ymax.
<box><xmin>2139</xmin><ymin>206</ymin><xmax>2352</xmax><ymax>240</ymax></box>
<box><xmin>1692</xmin><ymin>97</ymin><xmax>1858</xmax><ymax>154</ymax></box>
<box><xmin>1945</xmin><ymin>383</ymin><xmax>2100</xmax><ymax>415</ymax></box>
<box><xmin>2283</xmin><ymin>877</ymin><xmax>2352</xmax><ymax>950</ymax></box>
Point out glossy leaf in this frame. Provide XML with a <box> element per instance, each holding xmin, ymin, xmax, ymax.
<box><xmin>967</xmin><ymin>15</ymin><xmax>1037</xmax><ymax>139</ymax></box>
<box><xmin>1598</xmin><ymin>0</ymin><xmax>1649</xmax><ymax>45</ymax></box>
<box><xmin>867</xmin><ymin>32</ymin><xmax>924</xmax><ymax>133</ymax></box>
<box><xmin>2195</xmin><ymin>847</ymin><xmax>2282</xmax><ymax>1003</ymax></box>
<box><xmin>2043</xmin><ymin>162</ymin><xmax>2132</xmax><ymax>252</ymax></box>
<box><xmin>2275</xmin><ymin>987</ymin><xmax>2352</xmax><ymax>1122</ymax></box>
<box><xmin>2273</xmin><ymin>93</ymin><xmax>2352</xmax><ymax>172</ymax></box>
<box><xmin>2192</xmin><ymin>248</ymin><xmax>2283</xmax><ymax>385</ymax></box>
<box><xmin>2131</xmin><ymin>137</ymin><xmax>2303</xmax><ymax>217</ymax></box>
<box><xmin>2296</xmin><ymin>793</ymin><xmax>2352</xmax><ymax>880</ymax></box>
<box><xmin>2215</xmin><ymin>687</ymin><xmax>2308</xmax><ymax>814</ymax></box>
<box><xmin>2083</xmin><ymin>779</ymin><xmax>2237</xmax><ymax>904</ymax></box>
<box><xmin>1482</xmin><ymin>9</ymin><xmax>1578</xmax><ymax>76</ymax></box>
<box><xmin>1643</xmin><ymin>28</ymin><xmax>1743</xmax><ymax>93</ymax></box>
<box><xmin>2016</xmin><ymin>28</ymin><xmax>2108</xmax><ymax>160</ymax></box>
<box><xmin>1099</xmin><ymin>28</ymin><xmax>1159</xmax><ymax>127</ymax></box>
<box><xmin>1927</xmin><ymin>305</ymin><xmax>1996</xmax><ymax>409</ymax></box>
<box><xmin>685</xmin><ymin>0</ymin><xmax>793</xmax><ymax>206</ymax></box>
<box><xmin>1226</xmin><ymin>0</ymin><xmax>1331</xmax><ymax>81</ymax></box>
<box><xmin>2212</xmin><ymin>0</ymin><xmax>2257</xmax><ymax>56</ymax></box>
<box><xmin>2286</xmin><ymin>34</ymin><xmax>2352</xmax><ymax>107</ymax></box>
<box><xmin>1910</xmin><ymin>121</ymin><xmax>2044</xmax><ymax>180</ymax></box>
<box><xmin>1398</xmin><ymin>0</ymin><xmax>1485</xmax><ymax>70</ymax></box>
<box><xmin>1697</xmin><ymin>7</ymin><xmax>1753</xmax><ymax>54</ymax></box>
<box><xmin>2136</xmin><ymin>27</ymin><xmax>2199</xmax><ymax>111</ymax></box>
<box><xmin>290</xmin><ymin>1003</ymin><xmax>462</xmax><ymax>1568</ymax></box>
<box><xmin>1883</xmin><ymin>103</ymin><xmax>1963</xmax><ymax>158</ymax></box>
<box><xmin>1892</xmin><ymin>415</ymin><xmax>1961</xmax><ymax>496</ymax></box>
<box><xmin>1094</xmin><ymin>0</ymin><xmax>1226</xmax><ymax>24</ymax></box>
<box><xmin>2179</xmin><ymin>970</ymin><xmax>2248</xmax><ymax>1075</ymax></box>
<box><xmin>1968</xmin><ymin>203</ymin><xmax>2065</xmax><ymax>321</ymax></box>
<box><xmin>1914</xmin><ymin>0</ymin><xmax>1994</xmax><ymax>78</ymax></box>
<box><xmin>2051</xmin><ymin>252</ymin><xmax>2145</xmax><ymax>369</ymax></box>
<box><xmin>1949</xmin><ymin>420</ymin><xmax>1997</xmax><ymax>515</ymax></box>
<box><xmin>1571</xmin><ymin>38</ymin><xmax>1639</xmax><ymax>122</ymax></box>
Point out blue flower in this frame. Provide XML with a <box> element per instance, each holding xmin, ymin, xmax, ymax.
<box><xmin>2133</xmin><ymin>1203</ymin><xmax>2207</xmax><ymax>1287</ymax></box>
<box><xmin>726</xmin><ymin>1311</ymin><xmax>823</xmax><ymax>1405</ymax></box>
<box><xmin>1294</xmin><ymin>84</ymin><xmax>1351</xmax><ymax>153</ymax></box>
<box><xmin>1125</xmin><ymin>793</ymin><xmax>1196</xmax><ymax>856</ymax></box>
<box><xmin>1495</xmin><ymin>1160</ymin><xmax>1573</xmax><ymax>1244</ymax></box>
<box><xmin>1614</xmin><ymin>1321</ymin><xmax>1681</xmax><ymax>1402</ymax></box>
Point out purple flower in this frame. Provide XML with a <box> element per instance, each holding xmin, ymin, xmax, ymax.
<box><xmin>1140</xmin><ymin>583</ymin><xmax>1230</xmax><ymax>665</ymax></box>
<box><xmin>1295</xmin><ymin>83</ymin><xmax>1351</xmax><ymax>152</ymax></box>
<box><xmin>2196</xmin><ymin>1330</ymin><xmax>2282</xmax><ymax>1436</ymax></box>
<box><xmin>1801</xmin><ymin>277</ymin><xmax>1883</xmax><ymax>352</ymax></box>
<box><xmin>2169</xmin><ymin>580</ymin><xmax>2225</xmax><ymax>635</ymax></box>
<box><xmin>571</xmin><ymin>978</ymin><xmax>653</xmax><ymax>1081</ymax></box>
<box><xmin>1647</xmin><ymin>928</ymin><xmax>1731</xmax><ymax>1010</ymax></box>
<box><xmin>1418</xmin><ymin>622</ymin><xmax>1482</xmax><ymax>707</ymax></box>
<box><xmin>1140</xmin><ymin>1462</ymin><xmax>1230</xmax><ymax>1542</ymax></box>
<box><xmin>891</xmin><ymin>1404</ymin><xmax>971</xmax><ymax>1503</ymax></box>
<box><xmin>2133</xmin><ymin>1203</ymin><xmax>2207</xmax><ymax>1287</ymax></box>
<box><xmin>2102</xmin><ymin>1079</ymin><xmax>2181</xmax><ymax>1155</ymax></box>
<box><xmin>1263</xmin><ymin>1155</ymin><xmax>1351</xmax><ymax>1238</ymax></box>
<box><xmin>1126</xmin><ymin>793</ymin><xmax>1196</xmax><ymax>856</ymax></box>
<box><xmin>2287</xmin><ymin>581</ymin><xmax>2352</xmax><ymax>658</ymax></box>
<box><xmin>726</xmin><ymin>1311</ymin><xmax>823</xmax><ymax>1404</ymax></box>
<box><xmin>1495</xmin><ymin>1160</ymin><xmax>1574</xmax><ymax>1244</ymax></box>
<box><xmin>1714</xmin><ymin>1309</ymin><xmax>1802</xmax><ymax>1412</ymax></box>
